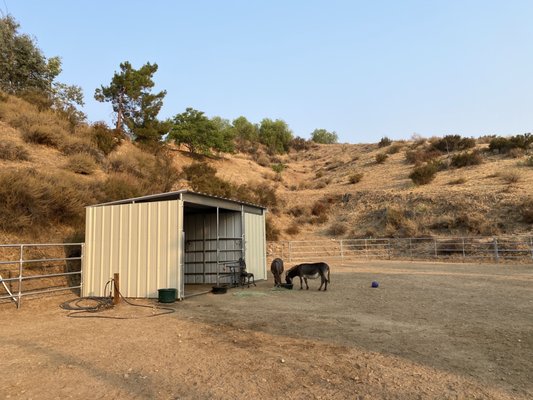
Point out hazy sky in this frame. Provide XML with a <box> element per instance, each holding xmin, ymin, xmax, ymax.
<box><xmin>3</xmin><ymin>1</ymin><xmax>533</xmax><ymax>143</ymax></box>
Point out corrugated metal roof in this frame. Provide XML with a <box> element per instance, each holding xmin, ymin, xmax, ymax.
<box><xmin>88</xmin><ymin>189</ymin><xmax>267</xmax><ymax>210</ymax></box>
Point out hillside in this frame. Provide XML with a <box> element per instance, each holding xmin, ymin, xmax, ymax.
<box><xmin>0</xmin><ymin>94</ymin><xmax>532</xmax><ymax>245</ymax></box>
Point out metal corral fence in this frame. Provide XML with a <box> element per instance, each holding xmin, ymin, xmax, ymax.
<box><xmin>0</xmin><ymin>243</ymin><xmax>83</xmax><ymax>308</ymax></box>
<box><xmin>267</xmin><ymin>236</ymin><xmax>533</xmax><ymax>264</ymax></box>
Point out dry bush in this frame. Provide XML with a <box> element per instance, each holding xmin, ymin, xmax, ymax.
<box><xmin>519</xmin><ymin>155</ymin><xmax>533</xmax><ymax>167</ymax></box>
<box><xmin>288</xmin><ymin>206</ymin><xmax>306</xmax><ymax>217</ymax></box>
<box><xmin>99</xmin><ymin>173</ymin><xmax>146</xmax><ymax>203</ymax></box>
<box><xmin>285</xmin><ymin>223</ymin><xmax>300</xmax><ymax>235</ymax></box>
<box><xmin>311</xmin><ymin>200</ymin><xmax>330</xmax><ymax>217</ymax></box>
<box><xmin>404</xmin><ymin>148</ymin><xmax>442</xmax><ymax>164</ymax></box>
<box><xmin>379</xmin><ymin>207</ymin><xmax>419</xmax><ymax>237</ymax></box>
<box><xmin>324</xmin><ymin>160</ymin><xmax>343</xmax><ymax>171</ymax></box>
<box><xmin>90</xmin><ymin>122</ymin><xmax>121</xmax><ymax>155</ymax></box>
<box><xmin>327</xmin><ymin>221</ymin><xmax>347</xmax><ymax>236</ymax></box>
<box><xmin>451</xmin><ymin>151</ymin><xmax>483</xmax><ymax>168</ymax></box>
<box><xmin>349</xmin><ymin>172</ymin><xmax>363</xmax><ymax>184</ymax></box>
<box><xmin>431</xmin><ymin>135</ymin><xmax>476</xmax><ymax>152</ymax></box>
<box><xmin>0</xmin><ymin>142</ymin><xmax>30</xmax><ymax>161</ymax></box>
<box><xmin>315</xmin><ymin>170</ymin><xmax>324</xmax><ymax>179</ymax></box>
<box><xmin>448</xmin><ymin>177</ymin><xmax>467</xmax><ymax>185</ymax></box>
<box><xmin>255</xmin><ymin>153</ymin><xmax>270</xmax><ymax>167</ymax></box>
<box><xmin>378</xmin><ymin>136</ymin><xmax>392</xmax><ymax>148</ymax></box>
<box><xmin>386</xmin><ymin>143</ymin><xmax>403</xmax><ymax>154</ymax></box>
<box><xmin>266</xmin><ymin>215</ymin><xmax>280</xmax><ymax>241</ymax></box>
<box><xmin>0</xmin><ymin>169</ymin><xmax>87</xmax><ymax>234</ymax></box>
<box><xmin>499</xmin><ymin>171</ymin><xmax>522</xmax><ymax>184</ymax></box>
<box><xmin>61</xmin><ymin>136</ymin><xmax>105</xmax><ymax>163</ymax></box>
<box><xmin>314</xmin><ymin>181</ymin><xmax>327</xmax><ymax>189</ymax></box>
<box><xmin>21</xmin><ymin>124</ymin><xmax>63</xmax><ymax>147</ymax></box>
<box><xmin>508</xmin><ymin>148</ymin><xmax>525</xmax><ymax>159</ymax></box>
<box><xmin>66</xmin><ymin>153</ymin><xmax>98</xmax><ymax>175</ymax></box>
<box><xmin>452</xmin><ymin>212</ymin><xmax>495</xmax><ymax>235</ymax></box>
<box><xmin>375</xmin><ymin>153</ymin><xmax>388</xmax><ymax>164</ymax></box>
<box><xmin>409</xmin><ymin>163</ymin><xmax>438</xmax><ymax>185</ymax></box>
<box><xmin>290</xmin><ymin>136</ymin><xmax>311</xmax><ymax>151</ymax></box>
<box><xmin>520</xmin><ymin>199</ymin><xmax>533</xmax><ymax>223</ymax></box>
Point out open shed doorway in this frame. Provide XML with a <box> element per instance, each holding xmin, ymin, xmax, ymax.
<box><xmin>182</xmin><ymin>203</ymin><xmax>244</xmax><ymax>298</ymax></box>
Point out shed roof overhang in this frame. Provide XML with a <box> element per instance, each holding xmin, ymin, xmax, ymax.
<box><xmin>87</xmin><ymin>189</ymin><xmax>266</xmax><ymax>215</ymax></box>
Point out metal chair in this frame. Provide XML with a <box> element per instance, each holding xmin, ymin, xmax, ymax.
<box><xmin>238</xmin><ymin>258</ymin><xmax>255</xmax><ymax>288</ymax></box>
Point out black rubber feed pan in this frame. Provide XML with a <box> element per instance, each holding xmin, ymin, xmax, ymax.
<box><xmin>212</xmin><ymin>286</ymin><xmax>228</xmax><ymax>294</ymax></box>
<box><xmin>281</xmin><ymin>283</ymin><xmax>293</xmax><ymax>289</ymax></box>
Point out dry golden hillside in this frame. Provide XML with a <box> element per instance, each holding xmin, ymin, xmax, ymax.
<box><xmin>0</xmin><ymin>93</ymin><xmax>532</xmax><ymax>244</ymax></box>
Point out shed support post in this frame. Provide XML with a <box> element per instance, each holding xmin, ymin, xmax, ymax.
<box><xmin>113</xmin><ymin>273</ymin><xmax>120</xmax><ymax>304</ymax></box>
<box><xmin>216</xmin><ymin>207</ymin><xmax>220</xmax><ymax>286</ymax></box>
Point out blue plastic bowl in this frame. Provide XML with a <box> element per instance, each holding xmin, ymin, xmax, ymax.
<box><xmin>371</xmin><ymin>281</ymin><xmax>379</xmax><ymax>288</ymax></box>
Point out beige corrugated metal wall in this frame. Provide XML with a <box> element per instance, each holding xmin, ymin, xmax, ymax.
<box><xmin>244</xmin><ymin>212</ymin><xmax>267</xmax><ymax>280</ymax></box>
<box><xmin>83</xmin><ymin>200</ymin><xmax>182</xmax><ymax>298</ymax></box>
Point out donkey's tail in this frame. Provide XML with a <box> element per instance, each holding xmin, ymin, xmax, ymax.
<box><xmin>327</xmin><ymin>267</ymin><xmax>331</xmax><ymax>283</ymax></box>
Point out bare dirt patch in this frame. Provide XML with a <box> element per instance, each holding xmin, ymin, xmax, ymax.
<box><xmin>1</xmin><ymin>261</ymin><xmax>531</xmax><ymax>399</ymax></box>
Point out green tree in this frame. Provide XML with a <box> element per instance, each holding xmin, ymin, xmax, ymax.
<box><xmin>168</xmin><ymin>108</ymin><xmax>233</xmax><ymax>155</ymax></box>
<box><xmin>311</xmin><ymin>128</ymin><xmax>338</xmax><ymax>144</ymax></box>
<box><xmin>0</xmin><ymin>15</ymin><xmax>85</xmax><ymax>126</ymax></box>
<box><xmin>94</xmin><ymin>61</ymin><xmax>167</xmax><ymax>144</ymax></box>
<box><xmin>259</xmin><ymin>118</ymin><xmax>293</xmax><ymax>154</ymax></box>
<box><xmin>0</xmin><ymin>15</ymin><xmax>59</xmax><ymax>94</ymax></box>
<box><xmin>232</xmin><ymin>116</ymin><xmax>259</xmax><ymax>151</ymax></box>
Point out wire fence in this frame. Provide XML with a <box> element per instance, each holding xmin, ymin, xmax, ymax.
<box><xmin>0</xmin><ymin>243</ymin><xmax>83</xmax><ymax>309</ymax></box>
<box><xmin>267</xmin><ymin>236</ymin><xmax>533</xmax><ymax>264</ymax></box>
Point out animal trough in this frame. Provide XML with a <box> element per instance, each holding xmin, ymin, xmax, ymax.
<box><xmin>281</xmin><ymin>283</ymin><xmax>293</xmax><ymax>290</ymax></box>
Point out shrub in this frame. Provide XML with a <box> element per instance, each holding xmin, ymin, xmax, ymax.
<box><xmin>375</xmin><ymin>153</ymin><xmax>388</xmax><ymax>164</ymax></box>
<box><xmin>0</xmin><ymin>169</ymin><xmax>86</xmax><ymax>233</ymax></box>
<box><xmin>91</xmin><ymin>122</ymin><xmax>121</xmax><ymax>155</ymax></box>
<box><xmin>409</xmin><ymin>163</ymin><xmax>438</xmax><ymax>185</ymax></box>
<box><xmin>99</xmin><ymin>173</ymin><xmax>146</xmax><ymax>203</ymax></box>
<box><xmin>285</xmin><ymin>223</ymin><xmax>300</xmax><ymax>235</ymax></box>
<box><xmin>405</xmin><ymin>148</ymin><xmax>441</xmax><ymax>164</ymax></box>
<box><xmin>315</xmin><ymin>171</ymin><xmax>324</xmax><ymax>179</ymax></box>
<box><xmin>508</xmin><ymin>148</ymin><xmax>525</xmax><ymax>159</ymax></box>
<box><xmin>288</xmin><ymin>206</ymin><xmax>305</xmax><ymax>217</ymax></box>
<box><xmin>266</xmin><ymin>216</ymin><xmax>280</xmax><ymax>241</ymax></box>
<box><xmin>21</xmin><ymin>124</ymin><xmax>62</xmax><ymax>147</ymax></box>
<box><xmin>448</xmin><ymin>177</ymin><xmax>467</xmax><ymax>185</ymax></box>
<box><xmin>450</xmin><ymin>151</ymin><xmax>483</xmax><ymax>168</ymax></box>
<box><xmin>489</xmin><ymin>133</ymin><xmax>533</xmax><ymax>154</ymax></box>
<box><xmin>499</xmin><ymin>171</ymin><xmax>521</xmax><ymax>184</ymax></box>
<box><xmin>66</xmin><ymin>153</ymin><xmax>98</xmax><ymax>175</ymax></box>
<box><xmin>378</xmin><ymin>136</ymin><xmax>392</xmax><ymax>147</ymax></box>
<box><xmin>327</xmin><ymin>221</ymin><xmax>347</xmax><ymax>236</ymax></box>
<box><xmin>255</xmin><ymin>153</ymin><xmax>270</xmax><ymax>167</ymax></box>
<box><xmin>431</xmin><ymin>135</ymin><xmax>476</xmax><ymax>152</ymax></box>
<box><xmin>0</xmin><ymin>142</ymin><xmax>30</xmax><ymax>161</ymax></box>
<box><xmin>271</xmin><ymin>163</ymin><xmax>285</xmax><ymax>174</ymax></box>
<box><xmin>520</xmin><ymin>200</ymin><xmax>533</xmax><ymax>223</ymax></box>
<box><xmin>311</xmin><ymin>200</ymin><xmax>329</xmax><ymax>217</ymax></box>
<box><xmin>290</xmin><ymin>136</ymin><xmax>311</xmax><ymax>151</ymax></box>
<box><xmin>521</xmin><ymin>156</ymin><xmax>533</xmax><ymax>167</ymax></box>
<box><xmin>386</xmin><ymin>143</ymin><xmax>402</xmax><ymax>154</ymax></box>
<box><xmin>349</xmin><ymin>173</ymin><xmax>363</xmax><ymax>184</ymax></box>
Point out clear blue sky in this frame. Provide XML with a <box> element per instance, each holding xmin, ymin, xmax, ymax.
<box><xmin>3</xmin><ymin>1</ymin><xmax>533</xmax><ymax>143</ymax></box>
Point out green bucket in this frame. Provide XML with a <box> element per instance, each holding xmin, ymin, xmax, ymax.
<box><xmin>158</xmin><ymin>288</ymin><xmax>177</xmax><ymax>303</ymax></box>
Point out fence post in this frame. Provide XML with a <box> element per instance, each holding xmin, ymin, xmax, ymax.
<box><xmin>364</xmin><ymin>239</ymin><xmax>368</xmax><ymax>259</ymax></box>
<box><xmin>388</xmin><ymin>239</ymin><xmax>391</xmax><ymax>260</ymax></box>
<box><xmin>17</xmin><ymin>244</ymin><xmax>23</xmax><ymax>309</ymax></box>
<box><xmin>340</xmin><ymin>239</ymin><xmax>344</xmax><ymax>263</ymax></box>
<box><xmin>409</xmin><ymin>238</ymin><xmax>413</xmax><ymax>260</ymax></box>
<box><xmin>493</xmin><ymin>237</ymin><xmax>499</xmax><ymax>263</ymax></box>
<box><xmin>434</xmin><ymin>239</ymin><xmax>438</xmax><ymax>259</ymax></box>
<box><xmin>288</xmin><ymin>241</ymin><xmax>292</xmax><ymax>263</ymax></box>
<box><xmin>530</xmin><ymin>237</ymin><xmax>533</xmax><ymax>260</ymax></box>
<box><xmin>462</xmin><ymin>238</ymin><xmax>466</xmax><ymax>260</ymax></box>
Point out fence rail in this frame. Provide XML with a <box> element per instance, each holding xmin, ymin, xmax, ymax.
<box><xmin>267</xmin><ymin>236</ymin><xmax>533</xmax><ymax>264</ymax></box>
<box><xmin>0</xmin><ymin>243</ymin><xmax>83</xmax><ymax>308</ymax></box>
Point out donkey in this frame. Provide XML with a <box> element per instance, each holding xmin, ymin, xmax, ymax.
<box><xmin>286</xmin><ymin>262</ymin><xmax>330</xmax><ymax>291</ymax></box>
<box><xmin>270</xmin><ymin>258</ymin><xmax>284</xmax><ymax>287</ymax></box>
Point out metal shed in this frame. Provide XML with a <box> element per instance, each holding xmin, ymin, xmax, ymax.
<box><xmin>82</xmin><ymin>190</ymin><xmax>267</xmax><ymax>300</ymax></box>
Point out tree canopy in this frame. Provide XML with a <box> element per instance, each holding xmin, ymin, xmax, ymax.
<box><xmin>167</xmin><ymin>108</ymin><xmax>234</xmax><ymax>155</ymax></box>
<box><xmin>0</xmin><ymin>15</ymin><xmax>85</xmax><ymax>126</ymax></box>
<box><xmin>258</xmin><ymin>118</ymin><xmax>293</xmax><ymax>154</ymax></box>
<box><xmin>311</xmin><ymin>128</ymin><xmax>338</xmax><ymax>144</ymax></box>
<box><xmin>94</xmin><ymin>61</ymin><xmax>167</xmax><ymax>144</ymax></box>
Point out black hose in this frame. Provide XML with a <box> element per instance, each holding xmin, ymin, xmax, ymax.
<box><xmin>61</xmin><ymin>278</ymin><xmax>176</xmax><ymax>319</ymax></box>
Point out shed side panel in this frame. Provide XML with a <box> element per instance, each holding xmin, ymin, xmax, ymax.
<box><xmin>84</xmin><ymin>200</ymin><xmax>181</xmax><ymax>298</ymax></box>
<box><xmin>244</xmin><ymin>212</ymin><xmax>267</xmax><ymax>280</ymax></box>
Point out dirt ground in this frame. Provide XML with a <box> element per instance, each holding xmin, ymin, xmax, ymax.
<box><xmin>1</xmin><ymin>260</ymin><xmax>532</xmax><ymax>400</ymax></box>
